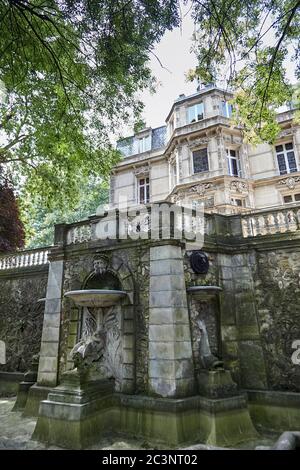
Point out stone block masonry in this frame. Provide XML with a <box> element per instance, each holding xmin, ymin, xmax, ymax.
<box><xmin>37</xmin><ymin>260</ymin><xmax>64</xmax><ymax>387</ymax></box>
<box><xmin>148</xmin><ymin>244</ymin><xmax>195</xmax><ymax>397</ymax></box>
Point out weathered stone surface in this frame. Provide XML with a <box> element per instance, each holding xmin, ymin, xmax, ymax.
<box><xmin>251</xmin><ymin>250</ymin><xmax>300</xmax><ymax>392</ymax></box>
<box><xmin>0</xmin><ymin>272</ymin><xmax>47</xmax><ymax>372</ymax></box>
<box><xmin>239</xmin><ymin>341</ymin><xmax>268</xmax><ymax>389</ymax></box>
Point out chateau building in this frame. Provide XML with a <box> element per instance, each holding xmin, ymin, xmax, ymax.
<box><xmin>111</xmin><ymin>84</ymin><xmax>299</xmax><ymax>214</ymax></box>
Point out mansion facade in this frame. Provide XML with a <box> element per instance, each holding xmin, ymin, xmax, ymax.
<box><xmin>111</xmin><ymin>85</ymin><xmax>300</xmax><ymax>214</ymax></box>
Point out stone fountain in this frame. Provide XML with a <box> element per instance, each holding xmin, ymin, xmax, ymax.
<box><xmin>187</xmin><ymin>285</ymin><xmax>237</xmax><ymax>398</ymax></box>
<box><xmin>186</xmin><ymin>283</ymin><xmax>258</xmax><ymax>445</ymax></box>
<box><xmin>31</xmin><ymin>247</ymin><xmax>260</xmax><ymax>449</ymax></box>
<box><xmin>33</xmin><ymin>286</ymin><xmax>127</xmax><ymax>448</ymax></box>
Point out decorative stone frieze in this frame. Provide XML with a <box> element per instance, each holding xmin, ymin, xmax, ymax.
<box><xmin>278</xmin><ymin>176</ymin><xmax>300</xmax><ymax>190</ymax></box>
<box><xmin>230</xmin><ymin>180</ymin><xmax>248</xmax><ymax>193</ymax></box>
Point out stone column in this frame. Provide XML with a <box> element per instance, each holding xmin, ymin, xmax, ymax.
<box><xmin>148</xmin><ymin>244</ymin><xmax>195</xmax><ymax>397</ymax></box>
<box><xmin>37</xmin><ymin>260</ymin><xmax>64</xmax><ymax>387</ymax></box>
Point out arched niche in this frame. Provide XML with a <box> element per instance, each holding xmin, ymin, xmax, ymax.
<box><xmin>71</xmin><ymin>264</ymin><xmax>135</xmax><ymax>394</ymax></box>
<box><xmin>84</xmin><ymin>271</ymin><xmax>122</xmax><ymax>291</ymax></box>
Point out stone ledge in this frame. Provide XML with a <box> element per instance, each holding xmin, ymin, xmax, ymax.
<box><xmin>0</xmin><ymin>372</ymin><xmax>24</xmax><ymax>382</ymax></box>
<box><xmin>118</xmin><ymin>393</ymin><xmax>248</xmax><ymax>413</ymax></box>
<box><xmin>246</xmin><ymin>389</ymin><xmax>300</xmax><ymax>407</ymax></box>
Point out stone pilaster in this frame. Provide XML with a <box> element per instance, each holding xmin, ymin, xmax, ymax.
<box><xmin>37</xmin><ymin>260</ymin><xmax>64</xmax><ymax>386</ymax></box>
<box><xmin>148</xmin><ymin>244</ymin><xmax>195</xmax><ymax>397</ymax></box>
<box><xmin>219</xmin><ymin>252</ymin><xmax>268</xmax><ymax>390</ymax></box>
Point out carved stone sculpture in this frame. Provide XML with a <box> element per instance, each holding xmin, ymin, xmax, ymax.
<box><xmin>69</xmin><ymin>305</ymin><xmax>122</xmax><ymax>388</ymax></box>
<box><xmin>197</xmin><ymin>318</ymin><xmax>223</xmax><ymax>370</ymax></box>
<box><xmin>71</xmin><ymin>329</ymin><xmax>106</xmax><ymax>373</ymax></box>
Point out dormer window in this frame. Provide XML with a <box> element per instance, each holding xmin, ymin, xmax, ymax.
<box><xmin>221</xmin><ymin>101</ymin><xmax>233</xmax><ymax>118</ymax></box>
<box><xmin>187</xmin><ymin>102</ymin><xmax>204</xmax><ymax>124</ymax></box>
<box><xmin>138</xmin><ymin>135</ymin><xmax>151</xmax><ymax>153</ymax></box>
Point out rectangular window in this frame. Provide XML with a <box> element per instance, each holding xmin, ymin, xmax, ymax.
<box><xmin>187</xmin><ymin>102</ymin><xmax>204</xmax><ymax>123</ymax></box>
<box><xmin>275</xmin><ymin>142</ymin><xmax>297</xmax><ymax>175</ymax></box>
<box><xmin>138</xmin><ymin>177</ymin><xmax>150</xmax><ymax>204</ymax></box>
<box><xmin>283</xmin><ymin>193</ymin><xmax>300</xmax><ymax>203</ymax></box>
<box><xmin>193</xmin><ymin>148</ymin><xmax>209</xmax><ymax>173</ymax></box>
<box><xmin>231</xmin><ymin>198</ymin><xmax>244</xmax><ymax>207</ymax></box>
<box><xmin>138</xmin><ymin>135</ymin><xmax>151</xmax><ymax>153</ymax></box>
<box><xmin>221</xmin><ymin>101</ymin><xmax>233</xmax><ymax>118</ymax></box>
<box><xmin>226</xmin><ymin>149</ymin><xmax>241</xmax><ymax>177</ymax></box>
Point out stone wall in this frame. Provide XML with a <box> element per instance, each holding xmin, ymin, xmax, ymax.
<box><xmin>2</xmin><ymin>209</ymin><xmax>300</xmax><ymax>398</ymax></box>
<box><xmin>0</xmin><ymin>267</ymin><xmax>48</xmax><ymax>372</ymax></box>
<box><xmin>252</xmin><ymin>248</ymin><xmax>300</xmax><ymax>392</ymax></box>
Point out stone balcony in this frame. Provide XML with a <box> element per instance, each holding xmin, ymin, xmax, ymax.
<box><xmin>2</xmin><ymin>204</ymin><xmax>300</xmax><ymax>273</ymax></box>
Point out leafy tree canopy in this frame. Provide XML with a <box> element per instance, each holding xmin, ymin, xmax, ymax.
<box><xmin>0</xmin><ymin>0</ymin><xmax>299</xmax><ymax>250</ymax></box>
<box><xmin>187</xmin><ymin>0</ymin><xmax>300</xmax><ymax>143</ymax></box>
<box><xmin>0</xmin><ymin>0</ymin><xmax>180</xmax><ymax>207</ymax></box>
<box><xmin>23</xmin><ymin>177</ymin><xmax>109</xmax><ymax>248</ymax></box>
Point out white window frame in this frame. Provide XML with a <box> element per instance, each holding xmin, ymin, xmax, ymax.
<box><xmin>221</xmin><ymin>101</ymin><xmax>233</xmax><ymax>118</ymax></box>
<box><xmin>282</xmin><ymin>193</ymin><xmax>300</xmax><ymax>204</ymax></box>
<box><xmin>170</xmin><ymin>160</ymin><xmax>177</xmax><ymax>188</ymax></box>
<box><xmin>231</xmin><ymin>197</ymin><xmax>245</xmax><ymax>207</ymax></box>
<box><xmin>187</xmin><ymin>102</ymin><xmax>204</xmax><ymax>124</ymax></box>
<box><xmin>226</xmin><ymin>148</ymin><xmax>242</xmax><ymax>177</ymax></box>
<box><xmin>137</xmin><ymin>135</ymin><xmax>151</xmax><ymax>154</ymax></box>
<box><xmin>137</xmin><ymin>176</ymin><xmax>150</xmax><ymax>204</ymax></box>
<box><xmin>275</xmin><ymin>142</ymin><xmax>298</xmax><ymax>175</ymax></box>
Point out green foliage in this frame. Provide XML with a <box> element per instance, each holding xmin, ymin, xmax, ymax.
<box><xmin>23</xmin><ymin>178</ymin><xmax>109</xmax><ymax>248</ymax></box>
<box><xmin>0</xmin><ymin>1</ymin><xmax>180</xmax><ymax>207</ymax></box>
<box><xmin>187</xmin><ymin>0</ymin><xmax>300</xmax><ymax>142</ymax></box>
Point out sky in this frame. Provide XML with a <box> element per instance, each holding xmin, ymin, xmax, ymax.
<box><xmin>138</xmin><ymin>6</ymin><xmax>197</xmax><ymax>130</ymax></box>
<box><xmin>136</xmin><ymin>5</ymin><xmax>297</xmax><ymax>132</ymax></box>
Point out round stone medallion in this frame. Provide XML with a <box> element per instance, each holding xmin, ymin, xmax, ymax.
<box><xmin>190</xmin><ymin>251</ymin><xmax>209</xmax><ymax>274</ymax></box>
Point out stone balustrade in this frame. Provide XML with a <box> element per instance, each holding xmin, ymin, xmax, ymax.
<box><xmin>42</xmin><ymin>205</ymin><xmax>300</xmax><ymax>242</ymax></box>
<box><xmin>66</xmin><ymin>223</ymin><xmax>92</xmax><ymax>245</ymax></box>
<box><xmin>241</xmin><ymin>207</ymin><xmax>300</xmax><ymax>238</ymax></box>
<box><xmin>3</xmin><ymin>207</ymin><xmax>299</xmax><ymax>268</ymax></box>
<box><xmin>0</xmin><ymin>248</ymin><xmax>49</xmax><ymax>271</ymax></box>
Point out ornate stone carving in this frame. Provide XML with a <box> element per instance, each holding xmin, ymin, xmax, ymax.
<box><xmin>93</xmin><ymin>256</ymin><xmax>109</xmax><ymax>275</ymax></box>
<box><xmin>67</xmin><ymin>224</ymin><xmax>92</xmax><ymax>244</ymax></box>
<box><xmin>133</xmin><ymin>164</ymin><xmax>150</xmax><ymax>177</ymax></box>
<box><xmin>170</xmin><ymin>183</ymin><xmax>214</xmax><ymax>205</ymax></box>
<box><xmin>197</xmin><ymin>318</ymin><xmax>223</xmax><ymax>370</ymax></box>
<box><xmin>72</xmin><ymin>306</ymin><xmax>122</xmax><ymax>389</ymax></box>
<box><xmin>184</xmin><ymin>182</ymin><xmax>214</xmax><ymax>196</ymax></box>
<box><xmin>71</xmin><ymin>328</ymin><xmax>106</xmax><ymax>373</ymax></box>
<box><xmin>278</xmin><ymin>176</ymin><xmax>300</xmax><ymax>190</ymax></box>
<box><xmin>230</xmin><ymin>180</ymin><xmax>248</xmax><ymax>193</ymax></box>
<box><xmin>188</xmin><ymin>137</ymin><xmax>209</xmax><ymax>149</ymax></box>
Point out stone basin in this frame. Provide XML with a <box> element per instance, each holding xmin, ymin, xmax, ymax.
<box><xmin>187</xmin><ymin>285</ymin><xmax>222</xmax><ymax>298</ymax></box>
<box><xmin>64</xmin><ymin>289</ymin><xmax>127</xmax><ymax>308</ymax></box>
